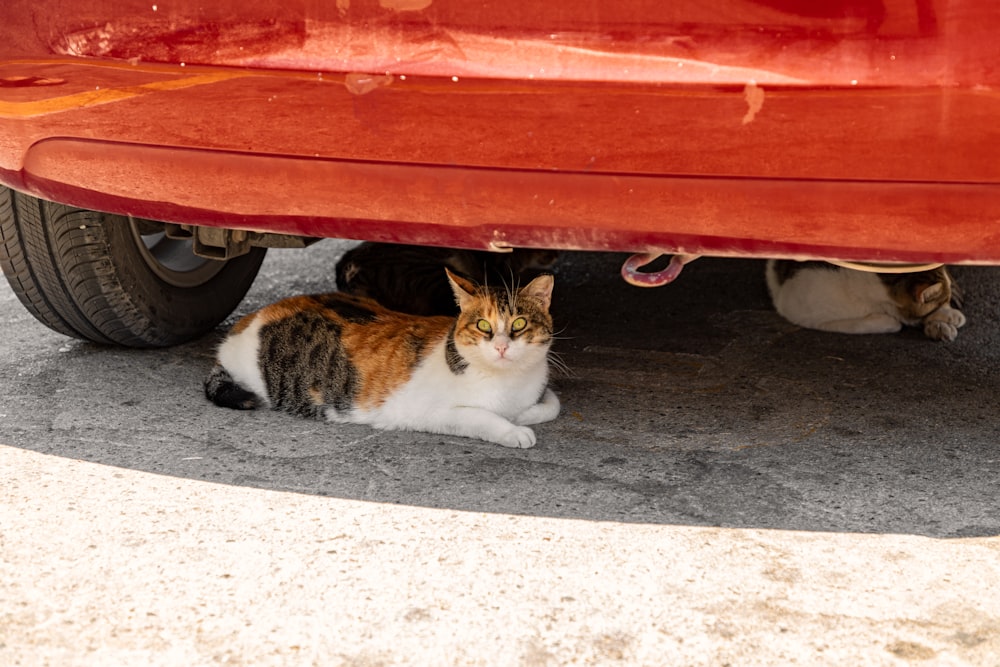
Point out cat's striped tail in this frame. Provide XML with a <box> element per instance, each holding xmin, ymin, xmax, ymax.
<box><xmin>204</xmin><ymin>364</ymin><xmax>261</xmax><ymax>410</ymax></box>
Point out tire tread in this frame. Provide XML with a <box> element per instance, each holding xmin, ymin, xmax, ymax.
<box><xmin>0</xmin><ymin>187</ymin><xmax>264</xmax><ymax>347</ymax></box>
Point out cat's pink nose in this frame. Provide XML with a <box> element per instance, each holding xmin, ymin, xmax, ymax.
<box><xmin>495</xmin><ymin>342</ymin><xmax>509</xmax><ymax>357</ymax></box>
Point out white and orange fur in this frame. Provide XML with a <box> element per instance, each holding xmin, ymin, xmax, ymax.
<box><xmin>205</xmin><ymin>269</ymin><xmax>560</xmax><ymax>448</ymax></box>
<box><xmin>766</xmin><ymin>260</ymin><xmax>966</xmax><ymax>340</ymax></box>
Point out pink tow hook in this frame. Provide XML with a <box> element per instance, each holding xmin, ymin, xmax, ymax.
<box><xmin>620</xmin><ymin>253</ymin><xmax>701</xmax><ymax>287</ymax></box>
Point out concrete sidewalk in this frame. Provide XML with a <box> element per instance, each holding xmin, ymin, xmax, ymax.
<box><xmin>4</xmin><ymin>446</ymin><xmax>999</xmax><ymax>666</ymax></box>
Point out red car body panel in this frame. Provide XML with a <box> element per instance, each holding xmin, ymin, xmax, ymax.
<box><xmin>2</xmin><ymin>0</ymin><xmax>999</xmax><ymax>262</ymax></box>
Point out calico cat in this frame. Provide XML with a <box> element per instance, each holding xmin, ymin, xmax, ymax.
<box><xmin>766</xmin><ymin>260</ymin><xmax>966</xmax><ymax>341</ymax></box>
<box><xmin>335</xmin><ymin>242</ymin><xmax>559</xmax><ymax>316</ymax></box>
<box><xmin>204</xmin><ymin>269</ymin><xmax>560</xmax><ymax>448</ymax></box>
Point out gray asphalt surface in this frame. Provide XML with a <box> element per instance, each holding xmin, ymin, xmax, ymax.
<box><xmin>2</xmin><ymin>241</ymin><xmax>999</xmax><ymax>665</ymax></box>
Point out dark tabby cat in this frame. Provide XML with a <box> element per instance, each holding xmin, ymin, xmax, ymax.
<box><xmin>766</xmin><ymin>260</ymin><xmax>966</xmax><ymax>341</ymax></box>
<box><xmin>205</xmin><ymin>269</ymin><xmax>560</xmax><ymax>448</ymax></box>
<box><xmin>335</xmin><ymin>242</ymin><xmax>559</xmax><ymax>316</ymax></box>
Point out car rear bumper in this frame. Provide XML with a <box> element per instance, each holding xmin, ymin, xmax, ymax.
<box><xmin>3</xmin><ymin>1</ymin><xmax>1000</xmax><ymax>262</ymax></box>
<box><xmin>9</xmin><ymin>135</ymin><xmax>1000</xmax><ymax>265</ymax></box>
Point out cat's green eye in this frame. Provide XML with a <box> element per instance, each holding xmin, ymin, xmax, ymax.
<box><xmin>511</xmin><ymin>317</ymin><xmax>527</xmax><ymax>332</ymax></box>
<box><xmin>476</xmin><ymin>319</ymin><xmax>493</xmax><ymax>333</ymax></box>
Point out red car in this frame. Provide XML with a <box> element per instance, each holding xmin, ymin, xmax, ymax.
<box><xmin>2</xmin><ymin>0</ymin><xmax>999</xmax><ymax>346</ymax></box>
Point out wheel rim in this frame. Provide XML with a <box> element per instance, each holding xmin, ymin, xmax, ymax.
<box><xmin>129</xmin><ymin>219</ymin><xmax>226</xmax><ymax>288</ymax></box>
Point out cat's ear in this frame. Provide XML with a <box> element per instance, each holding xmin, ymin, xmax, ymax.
<box><xmin>446</xmin><ymin>268</ymin><xmax>478</xmax><ymax>310</ymax></box>
<box><xmin>519</xmin><ymin>273</ymin><xmax>554</xmax><ymax>311</ymax></box>
<box><xmin>915</xmin><ymin>281</ymin><xmax>945</xmax><ymax>305</ymax></box>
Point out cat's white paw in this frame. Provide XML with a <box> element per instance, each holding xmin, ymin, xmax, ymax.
<box><xmin>924</xmin><ymin>320</ymin><xmax>959</xmax><ymax>341</ymax></box>
<box><xmin>923</xmin><ymin>306</ymin><xmax>966</xmax><ymax>341</ymax></box>
<box><xmin>497</xmin><ymin>425</ymin><xmax>537</xmax><ymax>449</ymax></box>
<box><xmin>515</xmin><ymin>388</ymin><xmax>561</xmax><ymax>426</ymax></box>
<box><xmin>929</xmin><ymin>305</ymin><xmax>966</xmax><ymax>327</ymax></box>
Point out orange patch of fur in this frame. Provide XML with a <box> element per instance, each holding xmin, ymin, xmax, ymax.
<box><xmin>307</xmin><ymin>385</ymin><xmax>325</xmax><ymax>406</ymax></box>
<box><xmin>228</xmin><ymin>312</ymin><xmax>257</xmax><ymax>336</ymax></box>
<box><xmin>341</xmin><ymin>313</ymin><xmax>453</xmax><ymax>410</ymax></box>
<box><xmin>231</xmin><ymin>296</ymin><xmax>320</xmax><ymax>335</ymax></box>
<box><xmin>261</xmin><ymin>296</ymin><xmax>320</xmax><ymax>324</ymax></box>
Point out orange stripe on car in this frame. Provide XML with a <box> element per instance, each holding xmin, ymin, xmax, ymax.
<box><xmin>0</xmin><ymin>71</ymin><xmax>249</xmax><ymax>119</ymax></box>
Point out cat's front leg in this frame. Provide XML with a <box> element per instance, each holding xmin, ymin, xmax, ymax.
<box><xmin>435</xmin><ymin>407</ymin><xmax>538</xmax><ymax>448</ymax></box>
<box><xmin>923</xmin><ymin>305</ymin><xmax>967</xmax><ymax>341</ymax></box>
<box><xmin>515</xmin><ymin>387</ymin><xmax>561</xmax><ymax>426</ymax></box>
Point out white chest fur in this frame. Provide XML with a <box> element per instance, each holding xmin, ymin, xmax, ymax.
<box><xmin>358</xmin><ymin>339</ymin><xmax>548</xmax><ymax>429</ymax></box>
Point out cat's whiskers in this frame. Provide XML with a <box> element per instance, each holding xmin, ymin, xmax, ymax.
<box><xmin>545</xmin><ymin>350</ymin><xmax>573</xmax><ymax>378</ymax></box>
<box><xmin>502</xmin><ymin>274</ymin><xmax>518</xmax><ymax>312</ymax></box>
<box><xmin>547</xmin><ymin>324</ymin><xmax>572</xmax><ymax>340</ymax></box>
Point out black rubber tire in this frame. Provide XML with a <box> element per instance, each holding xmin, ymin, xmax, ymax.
<box><xmin>0</xmin><ymin>187</ymin><xmax>266</xmax><ymax>347</ymax></box>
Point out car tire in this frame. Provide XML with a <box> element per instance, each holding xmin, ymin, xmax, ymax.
<box><xmin>0</xmin><ymin>187</ymin><xmax>266</xmax><ymax>347</ymax></box>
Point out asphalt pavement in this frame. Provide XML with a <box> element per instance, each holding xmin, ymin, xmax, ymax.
<box><xmin>2</xmin><ymin>241</ymin><xmax>999</xmax><ymax>665</ymax></box>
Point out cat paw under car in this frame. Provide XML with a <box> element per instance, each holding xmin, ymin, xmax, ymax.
<box><xmin>766</xmin><ymin>260</ymin><xmax>966</xmax><ymax>341</ymax></box>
